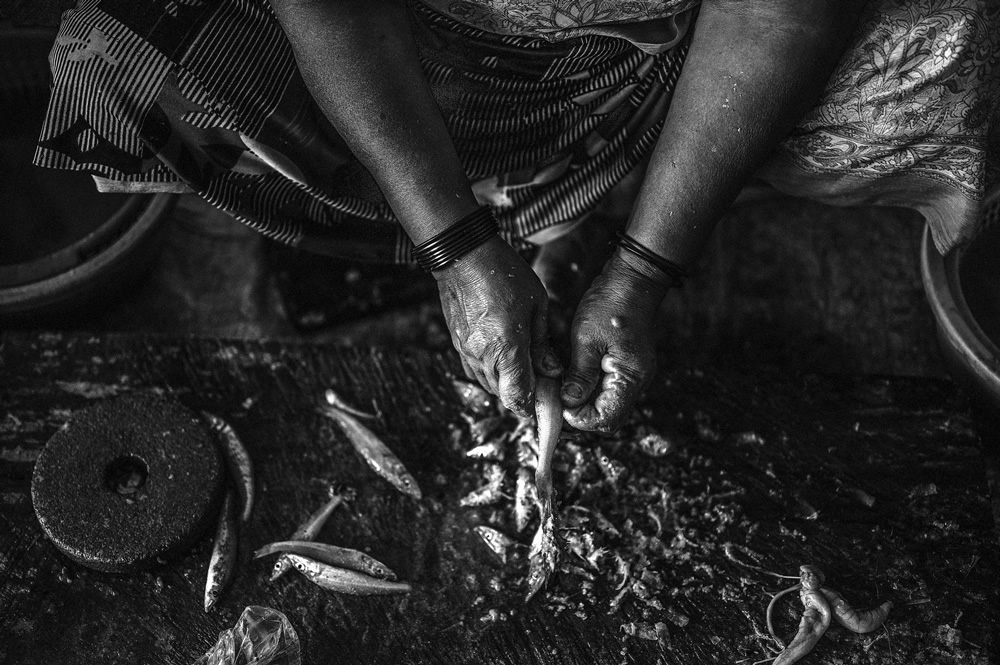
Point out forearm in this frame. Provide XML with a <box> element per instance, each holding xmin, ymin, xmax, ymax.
<box><xmin>626</xmin><ymin>0</ymin><xmax>862</xmax><ymax>269</ymax></box>
<box><xmin>269</xmin><ymin>0</ymin><xmax>479</xmax><ymax>243</ymax></box>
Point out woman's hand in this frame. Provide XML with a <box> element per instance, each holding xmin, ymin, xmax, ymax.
<box><xmin>560</xmin><ymin>251</ymin><xmax>670</xmax><ymax>432</ymax></box>
<box><xmin>435</xmin><ymin>236</ymin><xmax>562</xmax><ymax>417</ymax></box>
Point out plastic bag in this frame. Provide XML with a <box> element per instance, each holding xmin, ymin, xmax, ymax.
<box><xmin>194</xmin><ymin>606</ymin><xmax>301</xmax><ymax>665</ymax></box>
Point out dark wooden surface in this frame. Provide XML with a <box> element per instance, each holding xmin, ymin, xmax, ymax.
<box><xmin>1</xmin><ymin>332</ymin><xmax>997</xmax><ymax>664</ymax></box>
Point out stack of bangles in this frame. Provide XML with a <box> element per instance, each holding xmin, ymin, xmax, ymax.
<box><xmin>615</xmin><ymin>231</ymin><xmax>688</xmax><ymax>288</ymax></box>
<box><xmin>412</xmin><ymin>205</ymin><xmax>500</xmax><ymax>272</ymax></box>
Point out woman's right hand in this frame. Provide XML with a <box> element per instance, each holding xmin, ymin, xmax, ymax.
<box><xmin>434</xmin><ymin>236</ymin><xmax>562</xmax><ymax>417</ymax></box>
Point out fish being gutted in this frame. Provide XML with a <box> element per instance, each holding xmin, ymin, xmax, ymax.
<box><xmin>526</xmin><ymin>375</ymin><xmax>563</xmax><ymax>601</ymax></box>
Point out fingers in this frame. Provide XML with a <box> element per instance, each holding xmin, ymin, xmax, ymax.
<box><xmin>490</xmin><ymin>340</ymin><xmax>534</xmax><ymax>417</ymax></box>
<box><xmin>530</xmin><ymin>299</ymin><xmax>562</xmax><ymax>379</ymax></box>
<box><xmin>561</xmin><ymin>331</ymin><xmax>604</xmax><ymax>409</ymax></box>
<box><xmin>563</xmin><ymin>353</ymin><xmax>649</xmax><ymax>432</ymax></box>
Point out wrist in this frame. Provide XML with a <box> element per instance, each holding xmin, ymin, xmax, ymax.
<box><xmin>414</xmin><ymin>205</ymin><xmax>499</xmax><ymax>273</ymax></box>
<box><xmin>604</xmin><ymin>250</ymin><xmax>672</xmax><ymax>312</ymax></box>
<box><xmin>430</xmin><ymin>234</ymin><xmax>508</xmax><ymax>281</ymax></box>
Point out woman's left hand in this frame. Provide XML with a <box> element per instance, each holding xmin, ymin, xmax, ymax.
<box><xmin>560</xmin><ymin>252</ymin><xmax>670</xmax><ymax>432</ymax></box>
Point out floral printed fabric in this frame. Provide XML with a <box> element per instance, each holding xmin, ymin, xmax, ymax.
<box><xmin>417</xmin><ymin>0</ymin><xmax>700</xmax><ymax>40</ymax></box>
<box><xmin>766</xmin><ymin>0</ymin><xmax>1000</xmax><ymax>253</ymax></box>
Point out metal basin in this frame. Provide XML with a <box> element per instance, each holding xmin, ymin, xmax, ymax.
<box><xmin>921</xmin><ymin>209</ymin><xmax>1000</xmax><ymax>418</ymax></box>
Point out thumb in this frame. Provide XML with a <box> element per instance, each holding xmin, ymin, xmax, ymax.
<box><xmin>561</xmin><ymin>331</ymin><xmax>604</xmax><ymax>408</ymax></box>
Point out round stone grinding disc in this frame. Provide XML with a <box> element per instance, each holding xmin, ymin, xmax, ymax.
<box><xmin>31</xmin><ymin>392</ymin><xmax>225</xmax><ymax>572</ymax></box>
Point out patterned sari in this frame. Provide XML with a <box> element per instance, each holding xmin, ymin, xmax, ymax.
<box><xmin>33</xmin><ymin>0</ymin><xmax>1000</xmax><ymax>260</ymax></box>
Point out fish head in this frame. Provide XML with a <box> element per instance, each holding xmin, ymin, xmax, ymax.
<box><xmin>271</xmin><ymin>559</ymin><xmax>287</xmax><ymax>578</ymax></box>
<box><xmin>387</xmin><ymin>461</ymin><xmax>422</xmax><ymax>499</ymax></box>
<box><xmin>370</xmin><ymin>562</ymin><xmax>393</xmax><ymax>579</ymax></box>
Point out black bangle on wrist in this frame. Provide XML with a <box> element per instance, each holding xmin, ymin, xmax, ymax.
<box><xmin>412</xmin><ymin>206</ymin><xmax>500</xmax><ymax>272</ymax></box>
<box><xmin>615</xmin><ymin>231</ymin><xmax>688</xmax><ymax>288</ymax></box>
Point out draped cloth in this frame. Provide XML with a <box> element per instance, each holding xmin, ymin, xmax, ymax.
<box><xmin>33</xmin><ymin>0</ymin><xmax>1000</xmax><ymax>261</ymax></box>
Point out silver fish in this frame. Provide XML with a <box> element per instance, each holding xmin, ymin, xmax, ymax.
<box><xmin>464</xmin><ymin>414</ymin><xmax>506</xmax><ymax>447</ymax></box>
<box><xmin>318</xmin><ymin>405</ymin><xmax>422</xmax><ymax>500</ymax></box>
<box><xmin>527</xmin><ymin>376</ymin><xmax>562</xmax><ymax>601</ymax></box>
<box><xmin>256</xmin><ymin>540</ymin><xmax>396</xmax><ymax>581</ymax></box>
<box><xmin>635</xmin><ymin>431</ymin><xmax>675</xmax><ymax>458</ymax></box>
<box><xmin>596</xmin><ymin>448</ymin><xmax>627</xmax><ymax>485</ymax></box>
<box><xmin>453</xmin><ymin>379</ymin><xmax>496</xmax><ymax>416</ymax></box>
<box><xmin>202</xmin><ymin>411</ymin><xmax>254</xmax><ymax>523</ymax></box>
<box><xmin>460</xmin><ymin>483</ymin><xmax>504</xmax><ymax>508</ymax></box>
<box><xmin>513</xmin><ymin>419</ymin><xmax>538</xmax><ymax>470</ymax></box>
<box><xmin>466</xmin><ymin>437</ymin><xmax>506</xmax><ymax>462</ymax></box>
<box><xmin>565</xmin><ymin>445</ymin><xmax>589</xmax><ymax>490</ymax></box>
<box><xmin>514</xmin><ymin>467</ymin><xmax>537</xmax><ymax>533</ymax></box>
<box><xmin>286</xmin><ymin>554</ymin><xmax>411</xmax><ymax>595</ymax></box>
<box><xmin>483</xmin><ymin>463</ymin><xmax>504</xmax><ymax>486</ymax></box>
<box><xmin>271</xmin><ymin>485</ymin><xmax>353</xmax><ymax>582</ymax></box>
<box><xmin>324</xmin><ymin>388</ymin><xmax>376</xmax><ymax>420</ymax></box>
<box><xmin>474</xmin><ymin>525</ymin><xmax>515</xmax><ymax>564</ymax></box>
<box><xmin>204</xmin><ymin>490</ymin><xmax>238</xmax><ymax>612</ymax></box>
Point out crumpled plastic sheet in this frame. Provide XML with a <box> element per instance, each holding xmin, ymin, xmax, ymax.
<box><xmin>194</xmin><ymin>606</ymin><xmax>301</xmax><ymax>665</ymax></box>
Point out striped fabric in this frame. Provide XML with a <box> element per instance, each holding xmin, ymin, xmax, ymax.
<box><xmin>34</xmin><ymin>0</ymin><xmax>1000</xmax><ymax>259</ymax></box>
<box><xmin>34</xmin><ymin>0</ymin><xmax>691</xmax><ymax>263</ymax></box>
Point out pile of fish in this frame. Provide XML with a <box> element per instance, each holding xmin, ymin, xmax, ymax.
<box><xmin>450</xmin><ymin>377</ymin><xmax>746</xmax><ymax>639</ymax></box>
<box><xmin>200</xmin><ymin>376</ymin><xmax>754</xmax><ymax>640</ymax></box>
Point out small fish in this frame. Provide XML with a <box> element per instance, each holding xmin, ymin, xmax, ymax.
<box><xmin>527</xmin><ymin>376</ymin><xmax>563</xmax><ymax>601</ymax></box>
<box><xmin>325</xmin><ymin>388</ymin><xmax>376</xmax><ymax>420</ymax></box>
<box><xmin>635</xmin><ymin>431</ymin><xmax>675</xmax><ymax>458</ymax></box>
<box><xmin>460</xmin><ymin>482</ymin><xmax>504</xmax><ymax>508</ymax></box>
<box><xmin>453</xmin><ymin>379</ymin><xmax>496</xmax><ymax>416</ymax></box>
<box><xmin>272</xmin><ymin>485</ymin><xmax>353</xmax><ymax>582</ymax></box>
<box><xmin>466</xmin><ymin>437</ymin><xmax>506</xmax><ymax>462</ymax></box>
<box><xmin>565</xmin><ymin>446</ymin><xmax>589</xmax><ymax>490</ymax></box>
<box><xmin>287</xmin><ymin>554</ymin><xmax>411</xmax><ymax>595</ymax></box>
<box><xmin>256</xmin><ymin>540</ymin><xmax>396</xmax><ymax>580</ymax></box>
<box><xmin>464</xmin><ymin>414</ymin><xmax>506</xmax><ymax>447</ymax></box>
<box><xmin>596</xmin><ymin>448</ymin><xmax>627</xmax><ymax>485</ymax></box>
<box><xmin>483</xmin><ymin>463</ymin><xmax>504</xmax><ymax>486</ymax></box>
<box><xmin>204</xmin><ymin>490</ymin><xmax>239</xmax><ymax>612</ymax></box>
<box><xmin>513</xmin><ymin>420</ymin><xmax>538</xmax><ymax>470</ymax></box>
<box><xmin>318</xmin><ymin>405</ymin><xmax>422</xmax><ymax>500</ymax></box>
<box><xmin>201</xmin><ymin>411</ymin><xmax>254</xmax><ymax>523</ymax></box>
<box><xmin>526</xmin><ymin>508</ymin><xmax>558</xmax><ymax>601</ymax></box>
<box><xmin>514</xmin><ymin>467</ymin><xmax>537</xmax><ymax>533</ymax></box>
<box><xmin>474</xmin><ymin>525</ymin><xmax>515</xmax><ymax>564</ymax></box>
<box><xmin>564</xmin><ymin>530</ymin><xmax>597</xmax><ymax>564</ymax></box>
